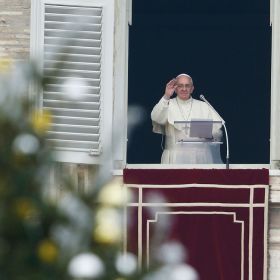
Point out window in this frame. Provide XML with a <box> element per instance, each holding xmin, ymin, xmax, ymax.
<box><xmin>30</xmin><ymin>0</ymin><xmax>115</xmax><ymax>164</ymax></box>
<box><xmin>127</xmin><ymin>0</ymin><xmax>272</xmax><ymax>167</ymax></box>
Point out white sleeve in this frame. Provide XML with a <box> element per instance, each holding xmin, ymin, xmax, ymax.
<box><xmin>151</xmin><ymin>97</ymin><xmax>170</xmax><ymax>125</ymax></box>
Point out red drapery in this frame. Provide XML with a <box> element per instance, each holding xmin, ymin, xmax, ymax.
<box><xmin>124</xmin><ymin>168</ymin><xmax>269</xmax><ymax>280</ymax></box>
<box><xmin>123</xmin><ymin>168</ymin><xmax>269</xmax><ymax>185</ymax></box>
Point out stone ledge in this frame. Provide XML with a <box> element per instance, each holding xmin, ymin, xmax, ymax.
<box><xmin>269</xmin><ymin>249</ymin><xmax>280</xmax><ymax>267</ymax></box>
<box><xmin>269</xmin><ymin>229</ymin><xmax>280</xmax><ymax>244</ymax></box>
<box><xmin>270</xmin><ymin>189</ymin><xmax>280</xmax><ymax>203</ymax></box>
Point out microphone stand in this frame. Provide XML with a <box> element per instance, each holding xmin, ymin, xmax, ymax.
<box><xmin>200</xmin><ymin>95</ymin><xmax>230</xmax><ymax>169</ymax></box>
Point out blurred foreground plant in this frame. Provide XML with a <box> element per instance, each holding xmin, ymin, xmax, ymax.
<box><xmin>0</xmin><ymin>58</ymin><xmax>139</xmax><ymax>280</ymax></box>
<box><xmin>0</xmin><ymin>57</ymin><xmax>198</xmax><ymax>280</ymax></box>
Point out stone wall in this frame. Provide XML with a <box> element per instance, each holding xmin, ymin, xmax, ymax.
<box><xmin>269</xmin><ymin>174</ymin><xmax>280</xmax><ymax>279</ymax></box>
<box><xmin>0</xmin><ymin>0</ymin><xmax>30</xmax><ymax>60</ymax></box>
<box><xmin>1</xmin><ymin>1</ymin><xmax>280</xmax><ymax>279</ymax></box>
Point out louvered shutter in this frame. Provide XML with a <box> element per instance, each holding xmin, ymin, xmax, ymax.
<box><xmin>43</xmin><ymin>4</ymin><xmax>102</xmax><ymax>156</ymax></box>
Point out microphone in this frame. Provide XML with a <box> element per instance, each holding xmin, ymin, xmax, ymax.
<box><xmin>200</xmin><ymin>94</ymin><xmax>230</xmax><ymax>169</ymax></box>
<box><xmin>199</xmin><ymin>95</ymin><xmax>225</xmax><ymax>124</ymax></box>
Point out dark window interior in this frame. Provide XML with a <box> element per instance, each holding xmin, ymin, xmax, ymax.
<box><xmin>127</xmin><ymin>0</ymin><xmax>271</xmax><ymax>164</ymax></box>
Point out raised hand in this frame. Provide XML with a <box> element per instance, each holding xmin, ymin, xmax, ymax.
<box><xmin>164</xmin><ymin>78</ymin><xmax>177</xmax><ymax>100</ymax></box>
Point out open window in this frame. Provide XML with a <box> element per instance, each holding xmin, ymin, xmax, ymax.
<box><xmin>127</xmin><ymin>0</ymin><xmax>272</xmax><ymax>167</ymax></box>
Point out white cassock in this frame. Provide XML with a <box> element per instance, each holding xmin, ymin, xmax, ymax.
<box><xmin>151</xmin><ymin>96</ymin><xmax>223</xmax><ymax>164</ymax></box>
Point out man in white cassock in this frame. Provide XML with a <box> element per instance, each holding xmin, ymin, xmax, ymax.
<box><xmin>151</xmin><ymin>73</ymin><xmax>223</xmax><ymax>164</ymax></box>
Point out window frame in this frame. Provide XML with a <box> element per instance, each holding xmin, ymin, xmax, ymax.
<box><xmin>270</xmin><ymin>0</ymin><xmax>280</xmax><ymax>169</ymax></box>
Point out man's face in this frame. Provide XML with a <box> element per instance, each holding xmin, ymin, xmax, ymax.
<box><xmin>175</xmin><ymin>76</ymin><xmax>194</xmax><ymax>100</ymax></box>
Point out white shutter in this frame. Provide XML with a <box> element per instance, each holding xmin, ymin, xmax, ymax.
<box><xmin>43</xmin><ymin>3</ymin><xmax>103</xmax><ymax>155</ymax></box>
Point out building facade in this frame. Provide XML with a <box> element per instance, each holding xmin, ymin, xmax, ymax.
<box><xmin>0</xmin><ymin>0</ymin><xmax>280</xmax><ymax>278</ymax></box>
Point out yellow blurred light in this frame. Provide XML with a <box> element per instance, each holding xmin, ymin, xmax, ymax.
<box><xmin>93</xmin><ymin>223</ymin><xmax>122</xmax><ymax>244</ymax></box>
<box><xmin>14</xmin><ymin>197</ymin><xmax>37</xmax><ymax>220</ymax></box>
<box><xmin>0</xmin><ymin>57</ymin><xmax>12</xmax><ymax>73</ymax></box>
<box><xmin>98</xmin><ymin>177</ymin><xmax>126</xmax><ymax>206</ymax></box>
<box><xmin>37</xmin><ymin>239</ymin><xmax>58</xmax><ymax>263</ymax></box>
<box><xmin>31</xmin><ymin>109</ymin><xmax>52</xmax><ymax>135</ymax></box>
<box><xmin>93</xmin><ymin>207</ymin><xmax>122</xmax><ymax>244</ymax></box>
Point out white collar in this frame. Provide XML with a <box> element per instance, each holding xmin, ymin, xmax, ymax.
<box><xmin>176</xmin><ymin>96</ymin><xmax>193</xmax><ymax>105</ymax></box>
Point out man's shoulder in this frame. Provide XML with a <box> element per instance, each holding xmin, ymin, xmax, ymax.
<box><xmin>192</xmin><ymin>98</ymin><xmax>206</xmax><ymax>105</ymax></box>
<box><xmin>169</xmin><ymin>97</ymin><xmax>175</xmax><ymax>104</ymax></box>
<box><xmin>191</xmin><ymin>98</ymin><xmax>210</xmax><ymax>111</ymax></box>
<box><xmin>169</xmin><ymin>97</ymin><xmax>206</xmax><ymax>106</ymax></box>
<box><xmin>169</xmin><ymin>97</ymin><xmax>203</xmax><ymax>103</ymax></box>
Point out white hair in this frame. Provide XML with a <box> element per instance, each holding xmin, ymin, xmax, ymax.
<box><xmin>176</xmin><ymin>73</ymin><xmax>192</xmax><ymax>79</ymax></box>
